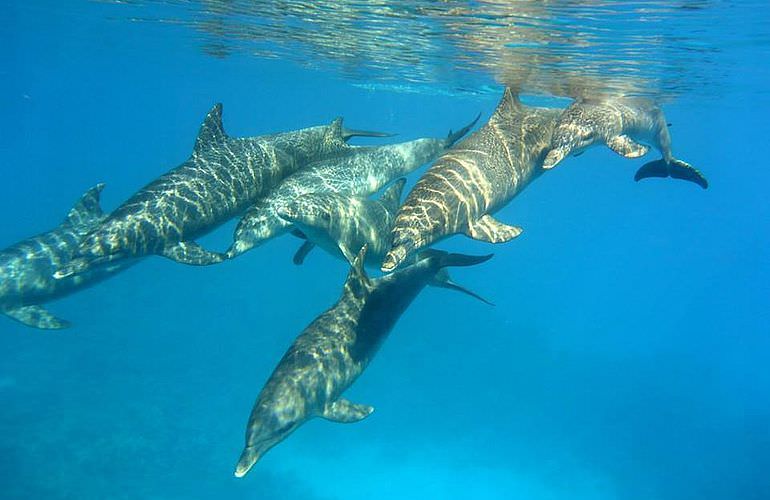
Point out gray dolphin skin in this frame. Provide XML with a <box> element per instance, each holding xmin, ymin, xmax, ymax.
<box><xmin>233</xmin><ymin>246</ymin><xmax>492</xmax><ymax>476</ymax></box>
<box><xmin>0</xmin><ymin>184</ymin><xmax>135</xmax><ymax>329</ymax></box>
<box><xmin>54</xmin><ymin>104</ymin><xmax>388</xmax><ymax>278</ymax></box>
<box><xmin>382</xmin><ymin>88</ymin><xmax>562</xmax><ymax>272</ymax></box>
<box><xmin>542</xmin><ymin>97</ymin><xmax>708</xmax><ymax>188</ymax></box>
<box><xmin>280</xmin><ymin>179</ymin><xmax>407</xmax><ymax>267</ymax></box>
<box><xmin>225</xmin><ymin>115</ymin><xmax>479</xmax><ymax>259</ymax></box>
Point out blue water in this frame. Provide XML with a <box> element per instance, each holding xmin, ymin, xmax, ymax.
<box><xmin>2</xmin><ymin>2</ymin><xmax>769</xmax><ymax>499</ymax></box>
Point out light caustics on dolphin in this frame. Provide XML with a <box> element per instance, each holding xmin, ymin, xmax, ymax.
<box><xmin>225</xmin><ymin>115</ymin><xmax>479</xmax><ymax>259</ymax></box>
<box><xmin>383</xmin><ymin>88</ymin><xmax>562</xmax><ymax>272</ymax></box>
<box><xmin>234</xmin><ymin>245</ymin><xmax>493</xmax><ymax>477</ymax></box>
<box><xmin>542</xmin><ymin>97</ymin><xmax>708</xmax><ymax>189</ymax></box>
<box><xmin>0</xmin><ymin>184</ymin><xmax>136</xmax><ymax>330</ymax></box>
<box><xmin>54</xmin><ymin>104</ymin><xmax>388</xmax><ymax>279</ymax></box>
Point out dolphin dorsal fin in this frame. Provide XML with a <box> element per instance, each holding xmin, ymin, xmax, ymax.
<box><xmin>64</xmin><ymin>183</ymin><xmax>105</xmax><ymax>227</ymax></box>
<box><xmin>378</xmin><ymin>178</ymin><xmax>406</xmax><ymax>214</ymax></box>
<box><xmin>491</xmin><ymin>87</ymin><xmax>522</xmax><ymax>122</ymax></box>
<box><xmin>343</xmin><ymin>245</ymin><xmax>372</xmax><ymax>298</ymax></box>
<box><xmin>193</xmin><ymin>103</ymin><xmax>226</xmax><ymax>155</ymax></box>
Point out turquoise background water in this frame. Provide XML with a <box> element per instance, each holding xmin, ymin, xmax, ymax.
<box><xmin>2</xmin><ymin>2</ymin><xmax>769</xmax><ymax>499</ymax></box>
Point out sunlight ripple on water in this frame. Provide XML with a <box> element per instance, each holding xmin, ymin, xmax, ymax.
<box><xmin>98</xmin><ymin>0</ymin><xmax>769</xmax><ymax>99</ymax></box>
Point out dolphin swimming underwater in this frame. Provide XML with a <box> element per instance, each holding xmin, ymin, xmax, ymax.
<box><xmin>542</xmin><ymin>97</ymin><xmax>708</xmax><ymax>188</ymax></box>
<box><xmin>383</xmin><ymin>88</ymin><xmax>562</xmax><ymax>272</ymax></box>
<box><xmin>233</xmin><ymin>245</ymin><xmax>492</xmax><ymax>476</ymax></box>
<box><xmin>54</xmin><ymin>104</ymin><xmax>388</xmax><ymax>278</ymax></box>
<box><xmin>279</xmin><ymin>179</ymin><xmax>407</xmax><ymax>267</ymax></box>
<box><xmin>225</xmin><ymin>115</ymin><xmax>479</xmax><ymax>259</ymax></box>
<box><xmin>0</xmin><ymin>184</ymin><xmax>136</xmax><ymax>329</ymax></box>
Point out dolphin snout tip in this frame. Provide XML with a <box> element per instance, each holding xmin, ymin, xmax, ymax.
<box><xmin>381</xmin><ymin>246</ymin><xmax>407</xmax><ymax>272</ymax></box>
<box><xmin>542</xmin><ymin>150</ymin><xmax>562</xmax><ymax>169</ymax></box>
<box><xmin>234</xmin><ymin>448</ymin><xmax>259</xmax><ymax>478</ymax></box>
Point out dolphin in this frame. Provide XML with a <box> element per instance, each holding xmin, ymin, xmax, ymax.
<box><xmin>54</xmin><ymin>104</ymin><xmax>388</xmax><ymax>278</ymax></box>
<box><xmin>382</xmin><ymin>88</ymin><xmax>562</xmax><ymax>272</ymax></box>
<box><xmin>542</xmin><ymin>97</ymin><xmax>708</xmax><ymax>188</ymax></box>
<box><xmin>0</xmin><ymin>184</ymin><xmax>136</xmax><ymax>329</ymax></box>
<box><xmin>224</xmin><ymin>115</ymin><xmax>480</xmax><ymax>259</ymax></box>
<box><xmin>280</xmin><ymin>179</ymin><xmax>407</xmax><ymax>268</ymax></box>
<box><xmin>233</xmin><ymin>245</ymin><xmax>492</xmax><ymax>476</ymax></box>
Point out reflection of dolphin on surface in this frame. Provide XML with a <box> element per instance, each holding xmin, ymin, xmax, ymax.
<box><xmin>234</xmin><ymin>246</ymin><xmax>492</xmax><ymax>476</ymax></box>
<box><xmin>542</xmin><ymin>97</ymin><xmax>708</xmax><ymax>188</ymax></box>
<box><xmin>383</xmin><ymin>88</ymin><xmax>561</xmax><ymax>272</ymax></box>
<box><xmin>55</xmin><ymin>104</ymin><xmax>388</xmax><ymax>278</ymax></box>
<box><xmin>225</xmin><ymin>116</ymin><xmax>479</xmax><ymax>259</ymax></box>
<box><xmin>0</xmin><ymin>184</ymin><xmax>136</xmax><ymax>329</ymax></box>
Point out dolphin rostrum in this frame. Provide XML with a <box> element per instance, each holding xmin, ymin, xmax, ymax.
<box><xmin>383</xmin><ymin>88</ymin><xmax>561</xmax><ymax>272</ymax></box>
<box><xmin>542</xmin><ymin>97</ymin><xmax>708</xmax><ymax>188</ymax></box>
<box><xmin>233</xmin><ymin>246</ymin><xmax>492</xmax><ymax>476</ymax></box>
<box><xmin>225</xmin><ymin>115</ymin><xmax>479</xmax><ymax>259</ymax></box>
<box><xmin>55</xmin><ymin>104</ymin><xmax>388</xmax><ymax>278</ymax></box>
<box><xmin>0</xmin><ymin>184</ymin><xmax>136</xmax><ymax>329</ymax></box>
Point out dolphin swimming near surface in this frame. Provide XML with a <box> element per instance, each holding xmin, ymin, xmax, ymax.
<box><xmin>0</xmin><ymin>184</ymin><xmax>136</xmax><ymax>329</ymax></box>
<box><xmin>54</xmin><ymin>104</ymin><xmax>389</xmax><ymax>278</ymax></box>
<box><xmin>383</xmin><ymin>88</ymin><xmax>562</xmax><ymax>272</ymax></box>
<box><xmin>542</xmin><ymin>97</ymin><xmax>708</xmax><ymax>188</ymax></box>
<box><xmin>225</xmin><ymin>115</ymin><xmax>480</xmax><ymax>259</ymax></box>
<box><xmin>233</xmin><ymin>245</ymin><xmax>492</xmax><ymax>476</ymax></box>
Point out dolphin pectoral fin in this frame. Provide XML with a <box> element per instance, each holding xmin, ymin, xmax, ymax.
<box><xmin>429</xmin><ymin>269</ymin><xmax>495</xmax><ymax>306</ymax></box>
<box><xmin>634</xmin><ymin>159</ymin><xmax>708</xmax><ymax>189</ymax></box>
<box><xmin>292</xmin><ymin>241</ymin><xmax>316</xmax><ymax>265</ymax></box>
<box><xmin>322</xmin><ymin>398</ymin><xmax>374</xmax><ymax>423</ymax></box>
<box><xmin>161</xmin><ymin>241</ymin><xmax>226</xmax><ymax>266</ymax></box>
<box><xmin>4</xmin><ymin>305</ymin><xmax>71</xmax><ymax>330</ymax></box>
<box><xmin>607</xmin><ymin>135</ymin><xmax>649</xmax><ymax>158</ymax></box>
<box><xmin>466</xmin><ymin>215</ymin><xmax>523</xmax><ymax>243</ymax></box>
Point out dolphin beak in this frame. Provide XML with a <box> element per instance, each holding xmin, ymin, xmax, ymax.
<box><xmin>234</xmin><ymin>446</ymin><xmax>260</xmax><ymax>478</ymax></box>
<box><xmin>542</xmin><ymin>148</ymin><xmax>566</xmax><ymax>169</ymax></box>
<box><xmin>381</xmin><ymin>245</ymin><xmax>407</xmax><ymax>272</ymax></box>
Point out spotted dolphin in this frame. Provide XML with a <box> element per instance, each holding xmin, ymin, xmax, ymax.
<box><xmin>542</xmin><ymin>97</ymin><xmax>708</xmax><ymax>188</ymax></box>
<box><xmin>383</xmin><ymin>88</ymin><xmax>561</xmax><ymax>272</ymax></box>
<box><xmin>225</xmin><ymin>115</ymin><xmax>479</xmax><ymax>259</ymax></box>
<box><xmin>54</xmin><ymin>104</ymin><xmax>388</xmax><ymax>278</ymax></box>
<box><xmin>0</xmin><ymin>184</ymin><xmax>136</xmax><ymax>329</ymax></box>
<box><xmin>233</xmin><ymin>246</ymin><xmax>492</xmax><ymax>476</ymax></box>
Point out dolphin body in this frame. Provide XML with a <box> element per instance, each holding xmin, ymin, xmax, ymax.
<box><xmin>0</xmin><ymin>184</ymin><xmax>136</xmax><ymax>329</ymax></box>
<box><xmin>542</xmin><ymin>97</ymin><xmax>708</xmax><ymax>188</ymax></box>
<box><xmin>383</xmin><ymin>88</ymin><xmax>562</xmax><ymax>272</ymax></box>
<box><xmin>233</xmin><ymin>246</ymin><xmax>492</xmax><ymax>476</ymax></box>
<box><xmin>280</xmin><ymin>179</ymin><xmax>407</xmax><ymax>268</ymax></box>
<box><xmin>55</xmin><ymin>104</ymin><xmax>388</xmax><ymax>278</ymax></box>
<box><xmin>225</xmin><ymin>116</ymin><xmax>479</xmax><ymax>259</ymax></box>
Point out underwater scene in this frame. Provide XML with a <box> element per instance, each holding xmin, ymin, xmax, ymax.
<box><xmin>2</xmin><ymin>1</ymin><xmax>769</xmax><ymax>499</ymax></box>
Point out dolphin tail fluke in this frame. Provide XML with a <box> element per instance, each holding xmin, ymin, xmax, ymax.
<box><xmin>234</xmin><ymin>447</ymin><xmax>258</xmax><ymax>478</ymax></box>
<box><xmin>430</xmin><ymin>268</ymin><xmax>495</xmax><ymax>306</ymax></box>
<box><xmin>445</xmin><ymin>113</ymin><xmax>481</xmax><ymax>148</ymax></box>
<box><xmin>634</xmin><ymin>159</ymin><xmax>708</xmax><ymax>189</ymax></box>
<box><xmin>4</xmin><ymin>305</ymin><xmax>71</xmax><ymax>330</ymax></box>
<box><xmin>339</xmin><ymin>117</ymin><xmax>394</xmax><ymax>141</ymax></box>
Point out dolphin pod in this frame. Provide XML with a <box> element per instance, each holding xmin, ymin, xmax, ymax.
<box><xmin>0</xmin><ymin>184</ymin><xmax>136</xmax><ymax>329</ymax></box>
<box><xmin>225</xmin><ymin>114</ymin><xmax>480</xmax><ymax>258</ymax></box>
<box><xmin>4</xmin><ymin>91</ymin><xmax>707</xmax><ymax>475</ymax></box>
<box><xmin>54</xmin><ymin>104</ymin><xmax>389</xmax><ymax>279</ymax></box>
<box><xmin>234</xmin><ymin>245</ymin><xmax>492</xmax><ymax>477</ymax></box>
<box><xmin>542</xmin><ymin>96</ymin><xmax>708</xmax><ymax>189</ymax></box>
